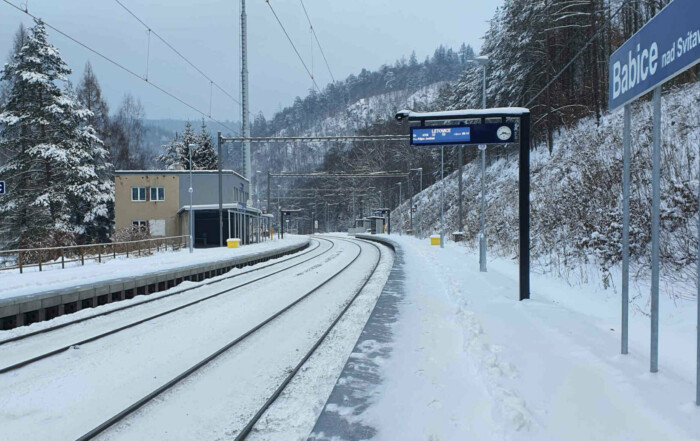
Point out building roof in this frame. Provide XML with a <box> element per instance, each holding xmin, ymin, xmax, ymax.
<box><xmin>177</xmin><ymin>203</ymin><xmax>262</xmax><ymax>215</ymax></box>
<box><xmin>115</xmin><ymin>169</ymin><xmax>248</xmax><ymax>182</ymax></box>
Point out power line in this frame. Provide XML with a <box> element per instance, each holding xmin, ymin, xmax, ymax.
<box><xmin>265</xmin><ymin>0</ymin><xmax>321</xmax><ymax>92</ymax></box>
<box><xmin>1</xmin><ymin>0</ymin><xmax>240</xmax><ymax>135</ymax></box>
<box><xmin>520</xmin><ymin>0</ymin><xmax>631</xmax><ymax>109</ymax></box>
<box><xmin>113</xmin><ymin>0</ymin><xmax>243</xmax><ymax>109</ymax></box>
<box><xmin>298</xmin><ymin>0</ymin><xmax>335</xmax><ymax>83</ymax></box>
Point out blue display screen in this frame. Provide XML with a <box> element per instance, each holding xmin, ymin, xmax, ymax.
<box><xmin>410</xmin><ymin>123</ymin><xmax>515</xmax><ymax>146</ymax></box>
<box><xmin>411</xmin><ymin>126</ymin><xmax>470</xmax><ymax>145</ymax></box>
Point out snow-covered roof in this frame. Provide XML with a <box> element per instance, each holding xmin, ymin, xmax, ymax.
<box><xmin>397</xmin><ymin>108</ymin><xmax>530</xmax><ymax>121</ymax></box>
<box><xmin>115</xmin><ymin>169</ymin><xmax>249</xmax><ymax>182</ymax></box>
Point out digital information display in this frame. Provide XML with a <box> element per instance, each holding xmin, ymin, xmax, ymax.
<box><xmin>410</xmin><ymin>123</ymin><xmax>515</xmax><ymax>146</ymax></box>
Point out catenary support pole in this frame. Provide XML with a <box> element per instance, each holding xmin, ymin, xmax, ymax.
<box><xmin>218</xmin><ymin>132</ymin><xmax>223</xmax><ymax>247</ymax></box>
<box><xmin>241</xmin><ymin>0</ymin><xmax>251</xmax><ymax>183</ymax></box>
<box><xmin>651</xmin><ymin>86</ymin><xmax>661</xmax><ymax>373</ymax></box>
<box><xmin>519</xmin><ymin>113</ymin><xmax>531</xmax><ymax>301</ymax></box>
<box><xmin>622</xmin><ymin>104</ymin><xmax>631</xmax><ymax>354</ymax></box>
<box><xmin>440</xmin><ymin>145</ymin><xmax>445</xmax><ymax>249</ymax></box>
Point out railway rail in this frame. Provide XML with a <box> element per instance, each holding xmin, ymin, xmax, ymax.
<box><xmin>0</xmin><ymin>236</ymin><xmax>390</xmax><ymax>441</ymax></box>
<box><xmin>0</xmin><ymin>238</ymin><xmax>335</xmax><ymax>373</ymax></box>
<box><xmin>76</xmin><ymin>237</ymin><xmax>383</xmax><ymax>440</ymax></box>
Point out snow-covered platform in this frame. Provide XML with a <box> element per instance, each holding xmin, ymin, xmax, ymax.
<box><xmin>310</xmin><ymin>234</ymin><xmax>403</xmax><ymax>440</ymax></box>
<box><xmin>310</xmin><ymin>234</ymin><xmax>700</xmax><ymax>441</ymax></box>
<box><xmin>0</xmin><ymin>236</ymin><xmax>310</xmax><ymax>329</ymax></box>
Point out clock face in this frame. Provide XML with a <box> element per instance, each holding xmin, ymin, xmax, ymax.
<box><xmin>497</xmin><ymin>125</ymin><xmax>512</xmax><ymax>141</ymax></box>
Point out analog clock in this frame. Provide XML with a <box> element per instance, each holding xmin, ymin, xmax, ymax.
<box><xmin>497</xmin><ymin>125</ymin><xmax>512</xmax><ymax>141</ymax></box>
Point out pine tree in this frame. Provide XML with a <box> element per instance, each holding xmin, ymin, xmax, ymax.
<box><xmin>193</xmin><ymin>121</ymin><xmax>218</xmax><ymax>170</ymax></box>
<box><xmin>76</xmin><ymin>63</ymin><xmax>114</xmax><ymax>242</ymax></box>
<box><xmin>159</xmin><ymin>121</ymin><xmax>217</xmax><ymax>170</ymax></box>
<box><xmin>0</xmin><ymin>19</ymin><xmax>108</xmax><ymax>249</ymax></box>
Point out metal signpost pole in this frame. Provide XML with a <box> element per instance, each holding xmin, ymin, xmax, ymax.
<box><xmin>458</xmin><ymin>147</ymin><xmax>463</xmax><ymax>233</ymax></box>
<box><xmin>479</xmin><ymin>61</ymin><xmax>488</xmax><ymax>272</ymax></box>
<box><xmin>218</xmin><ymin>132</ymin><xmax>223</xmax><ymax>247</ymax></box>
<box><xmin>419</xmin><ymin>168</ymin><xmax>423</xmax><ymax>239</ymax></box>
<box><xmin>398</xmin><ymin>182</ymin><xmax>402</xmax><ymax>236</ymax></box>
<box><xmin>519</xmin><ymin>113</ymin><xmax>531</xmax><ymax>301</ymax></box>
<box><xmin>440</xmin><ymin>145</ymin><xmax>445</xmax><ymax>249</ymax></box>
<box><xmin>697</xmin><ymin>154</ymin><xmax>700</xmax><ymax>404</ymax></box>
<box><xmin>188</xmin><ymin>145</ymin><xmax>195</xmax><ymax>253</ymax></box>
<box><xmin>651</xmin><ymin>86</ymin><xmax>661</xmax><ymax>373</ymax></box>
<box><xmin>606</xmin><ymin>0</ymin><xmax>700</xmax><ymax>380</ymax></box>
<box><xmin>409</xmin><ymin>175</ymin><xmax>413</xmax><ymax>234</ymax></box>
<box><xmin>622</xmin><ymin>105</ymin><xmax>631</xmax><ymax>354</ymax></box>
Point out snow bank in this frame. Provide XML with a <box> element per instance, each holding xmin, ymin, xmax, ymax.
<box><xmin>0</xmin><ymin>236</ymin><xmax>309</xmax><ymax>300</ymax></box>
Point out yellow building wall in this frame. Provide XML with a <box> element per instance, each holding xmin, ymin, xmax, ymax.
<box><xmin>114</xmin><ymin>174</ymin><xmax>181</xmax><ymax>237</ymax></box>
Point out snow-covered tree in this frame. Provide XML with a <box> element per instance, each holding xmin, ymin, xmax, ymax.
<box><xmin>193</xmin><ymin>121</ymin><xmax>217</xmax><ymax>170</ymax></box>
<box><xmin>0</xmin><ymin>19</ymin><xmax>110</xmax><ymax>249</ymax></box>
<box><xmin>159</xmin><ymin>121</ymin><xmax>217</xmax><ymax>170</ymax></box>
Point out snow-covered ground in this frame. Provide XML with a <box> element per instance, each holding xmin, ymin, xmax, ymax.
<box><xmin>0</xmin><ymin>236</ymin><xmax>393</xmax><ymax>440</ymax></box>
<box><xmin>0</xmin><ymin>235</ymin><xmax>309</xmax><ymax>300</ymax></box>
<box><xmin>354</xmin><ymin>235</ymin><xmax>699</xmax><ymax>441</ymax></box>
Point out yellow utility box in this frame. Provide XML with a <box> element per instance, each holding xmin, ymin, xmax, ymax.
<box><xmin>430</xmin><ymin>235</ymin><xmax>441</xmax><ymax>246</ymax></box>
<box><xmin>227</xmin><ymin>238</ymin><xmax>241</xmax><ymax>248</ymax></box>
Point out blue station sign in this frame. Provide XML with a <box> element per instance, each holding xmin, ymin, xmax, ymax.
<box><xmin>609</xmin><ymin>0</ymin><xmax>700</xmax><ymax>110</ymax></box>
<box><xmin>410</xmin><ymin>123</ymin><xmax>515</xmax><ymax>147</ymax></box>
<box><xmin>0</xmin><ymin>181</ymin><xmax>4</xmax><ymax>195</ymax></box>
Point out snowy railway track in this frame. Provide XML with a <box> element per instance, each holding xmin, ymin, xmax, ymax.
<box><xmin>72</xmin><ymin>236</ymin><xmax>382</xmax><ymax>440</ymax></box>
<box><xmin>232</xmin><ymin>238</ymin><xmax>383</xmax><ymax>441</ymax></box>
<box><xmin>0</xmin><ymin>237</ymin><xmax>335</xmax><ymax>374</ymax></box>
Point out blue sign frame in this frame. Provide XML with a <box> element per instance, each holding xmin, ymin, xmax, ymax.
<box><xmin>0</xmin><ymin>181</ymin><xmax>4</xmax><ymax>195</ymax></box>
<box><xmin>609</xmin><ymin>0</ymin><xmax>700</xmax><ymax>110</ymax></box>
<box><xmin>410</xmin><ymin>123</ymin><xmax>515</xmax><ymax>146</ymax></box>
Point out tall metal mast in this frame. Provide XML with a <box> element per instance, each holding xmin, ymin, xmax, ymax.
<box><xmin>241</xmin><ymin>0</ymin><xmax>252</xmax><ymax>192</ymax></box>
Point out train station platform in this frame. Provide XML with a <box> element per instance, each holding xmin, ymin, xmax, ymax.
<box><xmin>310</xmin><ymin>233</ymin><xmax>700</xmax><ymax>441</ymax></box>
<box><xmin>0</xmin><ymin>236</ymin><xmax>310</xmax><ymax>329</ymax></box>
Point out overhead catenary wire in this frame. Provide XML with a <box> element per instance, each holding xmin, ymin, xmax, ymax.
<box><xmin>299</xmin><ymin>0</ymin><xmax>335</xmax><ymax>83</ymax></box>
<box><xmin>1</xmin><ymin>0</ymin><xmax>240</xmax><ymax>135</ymax></box>
<box><xmin>265</xmin><ymin>0</ymin><xmax>321</xmax><ymax>92</ymax></box>
<box><xmin>113</xmin><ymin>0</ymin><xmax>245</xmax><ymax>110</ymax></box>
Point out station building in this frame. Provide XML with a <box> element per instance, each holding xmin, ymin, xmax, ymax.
<box><xmin>113</xmin><ymin>170</ymin><xmax>254</xmax><ymax>247</ymax></box>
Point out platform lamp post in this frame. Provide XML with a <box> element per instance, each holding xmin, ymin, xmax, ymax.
<box><xmin>255</xmin><ymin>170</ymin><xmax>262</xmax><ymax>209</ymax></box>
<box><xmin>468</xmin><ymin>55</ymin><xmax>489</xmax><ymax>271</ymax></box>
<box><xmin>188</xmin><ymin>143</ymin><xmax>198</xmax><ymax>253</ymax></box>
<box><xmin>410</xmin><ymin>168</ymin><xmax>423</xmax><ymax>239</ymax></box>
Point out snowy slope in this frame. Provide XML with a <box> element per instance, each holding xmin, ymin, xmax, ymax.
<box><xmin>394</xmin><ymin>82</ymin><xmax>700</xmax><ymax>294</ymax></box>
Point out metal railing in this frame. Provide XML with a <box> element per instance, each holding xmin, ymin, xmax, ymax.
<box><xmin>0</xmin><ymin>236</ymin><xmax>190</xmax><ymax>274</ymax></box>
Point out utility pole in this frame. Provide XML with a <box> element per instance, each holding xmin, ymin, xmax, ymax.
<box><xmin>241</xmin><ymin>0</ymin><xmax>252</xmax><ymax>192</ymax></box>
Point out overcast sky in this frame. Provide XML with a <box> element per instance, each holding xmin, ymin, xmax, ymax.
<box><xmin>0</xmin><ymin>0</ymin><xmax>502</xmax><ymax>126</ymax></box>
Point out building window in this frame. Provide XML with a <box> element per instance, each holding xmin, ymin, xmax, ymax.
<box><xmin>132</xmin><ymin>220</ymin><xmax>148</xmax><ymax>232</ymax></box>
<box><xmin>150</xmin><ymin>186</ymin><xmax>164</xmax><ymax>201</ymax></box>
<box><xmin>132</xmin><ymin>187</ymin><xmax>146</xmax><ymax>201</ymax></box>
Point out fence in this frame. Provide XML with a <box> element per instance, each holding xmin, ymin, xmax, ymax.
<box><xmin>0</xmin><ymin>236</ymin><xmax>190</xmax><ymax>274</ymax></box>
